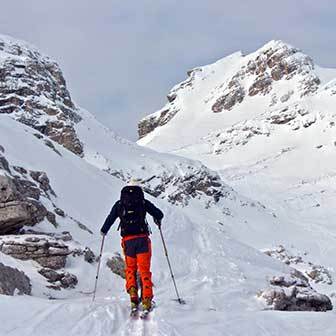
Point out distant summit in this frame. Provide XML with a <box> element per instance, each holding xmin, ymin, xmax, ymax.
<box><xmin>137</xmin><ymin>40</ymin><xmax>336</xmax><ymax>155</ymax></box>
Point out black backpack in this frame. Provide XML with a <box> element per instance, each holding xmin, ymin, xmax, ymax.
<box><xmin>118</xmin><ymin>186</ymin><xmax>149</xmax><ymax>236</ymax></box>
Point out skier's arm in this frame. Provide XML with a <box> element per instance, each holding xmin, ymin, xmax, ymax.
<box><xmin>101</xmin><ymin>201</ymin><xmax>119</xmax><ymax>235</ymax></box>
<box><xmin>145</xmin><ymin>200</ymin><xmax>164</xmax><ymax>226</ymax></box>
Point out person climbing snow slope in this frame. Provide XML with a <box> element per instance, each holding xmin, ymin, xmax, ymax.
<box><xmin>100</xmin><ymin>178</ymin><xmax>164</xmax><ymax>313</ymax></box>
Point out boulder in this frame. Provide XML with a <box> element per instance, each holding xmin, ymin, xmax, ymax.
<box><xmin>258</xmin><ymin>272</ymin><xmax>333</xmax><ymax>312</ymax></box>
<box><xmin>106</xmin><ymin>253</ymin><xmax>125</xmax><ymax>279</ymax></box>
<box><xmin>38</xmin><ymin>268</ymin><xmax>78</xmax><ymax>289</ymax></box>
<box><xmin>0</xmin><ymin>262</ymin><xmax>31</xmax><ymax>295</ymax></box>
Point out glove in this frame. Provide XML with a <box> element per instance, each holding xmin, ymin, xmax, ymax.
<box><xmin>154</xmin><ymin>218</ymin><xmax>162</xmax><ymax>229</ymax></box>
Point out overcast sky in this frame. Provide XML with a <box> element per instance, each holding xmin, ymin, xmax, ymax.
<box><xmin>0</xmin><ymin>1</ymin><xmax>335</xmax><ymax>140</ymax></box>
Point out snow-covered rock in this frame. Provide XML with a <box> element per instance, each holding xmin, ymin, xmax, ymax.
<box><xmin>0</xmin><ymin>35</ymin><xmax>83</xmax><ymax>155</ymax></box>
<box><xmin>258</xmin><ymin>271</ymin><xmax>333</xmax><ymax>312</ymax></box>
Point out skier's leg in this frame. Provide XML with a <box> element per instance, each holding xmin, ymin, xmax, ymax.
<box><xmin>137</xmin><ymin>237</ymin><xmax>153</xmax><ymax>307</ymax></box>
<box><xmin>122</xmin><ymin>239</ymin><xmax>138</xmax><ymax>304</ymax></box>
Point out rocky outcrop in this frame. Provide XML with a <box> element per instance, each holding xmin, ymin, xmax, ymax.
<box><xmin>106</xmin><ymin>253</ymin><xmax>125</xmax><ymax>279</ymax></box>
<box><xmin>264</xmin><ymin>245</ymin><xmax>333</xmax><ymax>285</ymax></box>
<box><xmin>39</xmin><ymin>268</ymin><xmax>78</xmax><ymax>289</ymax></box>
<box><xmin>212</xmin><ymin>78</ymin><xmax>245</xmax><ymax>113</ymax></box>
<box><xmin>258</xmin><ymin>271</ymin><xmax>333</xmax><ymax>312</ymax></box>
<box><xmin>0</xmin><ymin>262</ymin><xmax>31</xmax><ymax>295</ymax></box>
<box><xmin>0</xmin><ymin>235</ymin><xmax>70</xmax><ymax>270</ymax></box>
<box><xmin>138</xmin><ymin>108</ymin><xmax>179</xmax><ymax>139</ymax></box>
<box><xmin>108</xmin><ymin>165</ymin><xmax>233</xmax><ymax>207</ymax></box>
<box><xmin>210</xmin><ymin>41</ymin><xmax>320</xmax><ymax>114</ymax></box>
<box><xmin>0</xmin><ymin>149</ymin><xmax>65</xmax><ymax>233</ymax></box>
<box><xmin>138</xmin><ymin>68</ymin><xmax>202</xmax><ymax>139</ymax></box>
<box><xmin>0</xmin><ymin>168</ymin><xmax>57</xmax><ymax>234</ymax></box>
<box><xmin>0</xmin><ymin>35</ymin><xmax>83</xmax><ymax>156</ymax></box>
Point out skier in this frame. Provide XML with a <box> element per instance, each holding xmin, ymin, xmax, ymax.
<box><xmin>100</xmin><ymin>178</ymin><xmax>164</xmax><ymax>314</ymax></box>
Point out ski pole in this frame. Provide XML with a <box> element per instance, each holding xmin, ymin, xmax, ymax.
<box><xmin>92</xmin><ymin>234</ymin><xmax>105</xmax><ymax>303</ymax></box>
<box><xmin>159</xmin><ymin>227</ymin><xmax>185</xmax><ymax>304</ymax></box>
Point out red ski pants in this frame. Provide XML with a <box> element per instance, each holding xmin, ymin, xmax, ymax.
<box><xmin>121</xmin><ymin>234</ymin><xmax>153</xmax><ymax>299</ymax></box>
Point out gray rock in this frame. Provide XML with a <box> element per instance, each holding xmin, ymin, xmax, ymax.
<box><xmin>0</xmin><ymin>37</ymin><xmax>83</xmax><ymax>156</ymax></box>
<box><xmin>138</xmin><ymin>108</ymin><xmax>179</xmax><ymax>139</ymax></box>
<box><xmin>0</xmin><ymin>237</ymin><xmax>70</xmax><ymax>270</ymax></box>
<box><xmin>106</xmin><ymin>253</ymin><xmax>125</xmax><ymax>279</ymax></box>
<box><xmin>84</xmin><ymin>247</ymin><xmax>95</xmax><ymax>263</ymax></box>
<box><xmin>212</xmin><ymin>79</ymin><xmax>245</xmax><ymax>113</ymax></box>
<box><xmin>60</xmin><ymin>273</ymin><xmax>78</xmax><ymax>288</ymax></box>
<box><xmin>54</xmin><ymin>208</ymin><xmax>65</xmax><ymax>217</ymax></box>
<box><xmin>0</xmin><ymin>201</ymin><xmax>31</xmax><ymax>234</ymax></box>
<box><xmin>0</xmin><ymin>155</ymin><xmax>10</xmax><ymax>173</ymax></box>
<box><xmin>30</xmin><ymin>171</ymin><xmax>56</xmax><ymax>196</ymax></box>
<box><xmin>249</xmin><ymin>74</ymin><xmax>273</xmax><ymax>96</ymax></box>
<box><xmin>35</xmin><ymin>256</ymin><xmax>67</xmax><ymax>270</ymax></box>
<box><xmin>259</xmin><ymin>272</ymin><xmax>333</xmax><ymax>312</ymax></box>
<box><xmin>38</xmin><ymin>268</ymin><xmax>63</xmax><ymax>282</ymax></box>
<box><xmin>0</xmin><ymin>262</ymin><xmax>31</xmax><ymax>295</ymax></box>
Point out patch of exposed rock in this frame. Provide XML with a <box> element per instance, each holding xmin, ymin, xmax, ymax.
<box><xmin>0</xmin><ymin>155</ymin><xmax>58</xmax><ymax>234</ymax></box>
<box><xmin>106</xmin><ymin>253</ymin><xmax>125</xmax><ymax>279</ymax></box>
<box><xmin>0</xmin><ymin>262</ymin><xmax>31</xmax><ymax>295</ymax></box>
<box><xmin>212</xmin><ymin>78</ymin><xmax>245</xmax><ymax>113</ymax></box>
<box><xmin>107</xmin><ymin>166</ymin><xmax>233</xmax><ymax>207</ymax></box>
<box><xmin>258</xmin><ymin>271</ymin><xmax>333</xmax><ymax>312</ymax></box>
<box><xmin>138</xmin><ymin>68</ymin><xmax>201</xmax><ymax>139</ymax></box>
<box><xmin>72</xmin><ymin>246</ymin><xmax>96</xmax><ymax>264</ymax></box>
<box><xmin>39</xmin><ymin>268</ymin><xmax>78</xmax><ymax>289</ymax></box>
<box><xmin>0</xmin><ymin>235</ymin><xmax>70</xmax><ymax>270</ymax></box>
<box><xmin>138</xmin><ymin>107</ymin><xmax>179</xmax><ymax>139</ymax></box>
<box><xmin>0</xmin><ymin>35</ymin><xmax>83</xmax><ymax>155</ymax></box>
<box><xmin>264</xmin><ymin>245</ymin><xmax>333</xmax><ymax>285</ymax></box>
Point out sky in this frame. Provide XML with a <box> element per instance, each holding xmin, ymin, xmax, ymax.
<box><xmin>0</xmin><ymin>0</ymin><xmax>335</xmax><ymax>140</ymax></box>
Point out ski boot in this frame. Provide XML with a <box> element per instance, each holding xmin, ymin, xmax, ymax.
<box><xmin>129</xmin><ymin>287</ymin><xmax>139</xmax><ymax>317</ymax></box>
<box><xmin>140</xmin><ymin>297</ymin><xmax>153</xmax><ymax>319</ymax></box>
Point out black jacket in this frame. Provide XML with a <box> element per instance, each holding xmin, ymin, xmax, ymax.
<box><xmin>101</xmin><ymin>199</ymin><xmax>164</xmax><ymax>235</ymax></box>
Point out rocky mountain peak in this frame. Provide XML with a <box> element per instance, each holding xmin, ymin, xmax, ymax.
<box><xmin>0</xmin><ymin>35</ymin><xmax>83</xmax><ymax>156</ymax></box>
<box><xmin>137</xmin><ymin>40</ymin><xmax>335</xmax><ymax>154</ymax></box>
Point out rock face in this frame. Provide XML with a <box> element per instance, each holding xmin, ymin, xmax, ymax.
<box><xmin>0</xmin><ymin>35</ymin><xmax>83</xmax><ymax>156</ymax></box>
<box><xmin>258</xmin><ymin>271</ymin><xmax>333</xmax><ymax>312</ymax></box>
<box><xmin>138</xmin><ymin>68</ymin><xmax>202</xmax><ymax>139</ymax></box>
<box><xmin>0</xmin><ymin>153</ymin><xmax>57</xmax><ymax>234</ymax></box>
<box><xmin>0</xmin><ymin>262</ymin><xmax>31</xmax><ymax>295</ymax></box>
<box><xmin>0</xmin><ymin>235</ymin><xmax>70</xmax><ymax>270</ymax></box>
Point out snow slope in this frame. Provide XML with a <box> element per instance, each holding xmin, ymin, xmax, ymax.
<box><xmin>0</xmin><ymin>116</ymin><xmax>283</xmax><ymax>334</ymax></box>
<box><xmin>1</xmin><ymin>112</ymin><xmax>336</xmax><ymax>335</ymax></box>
